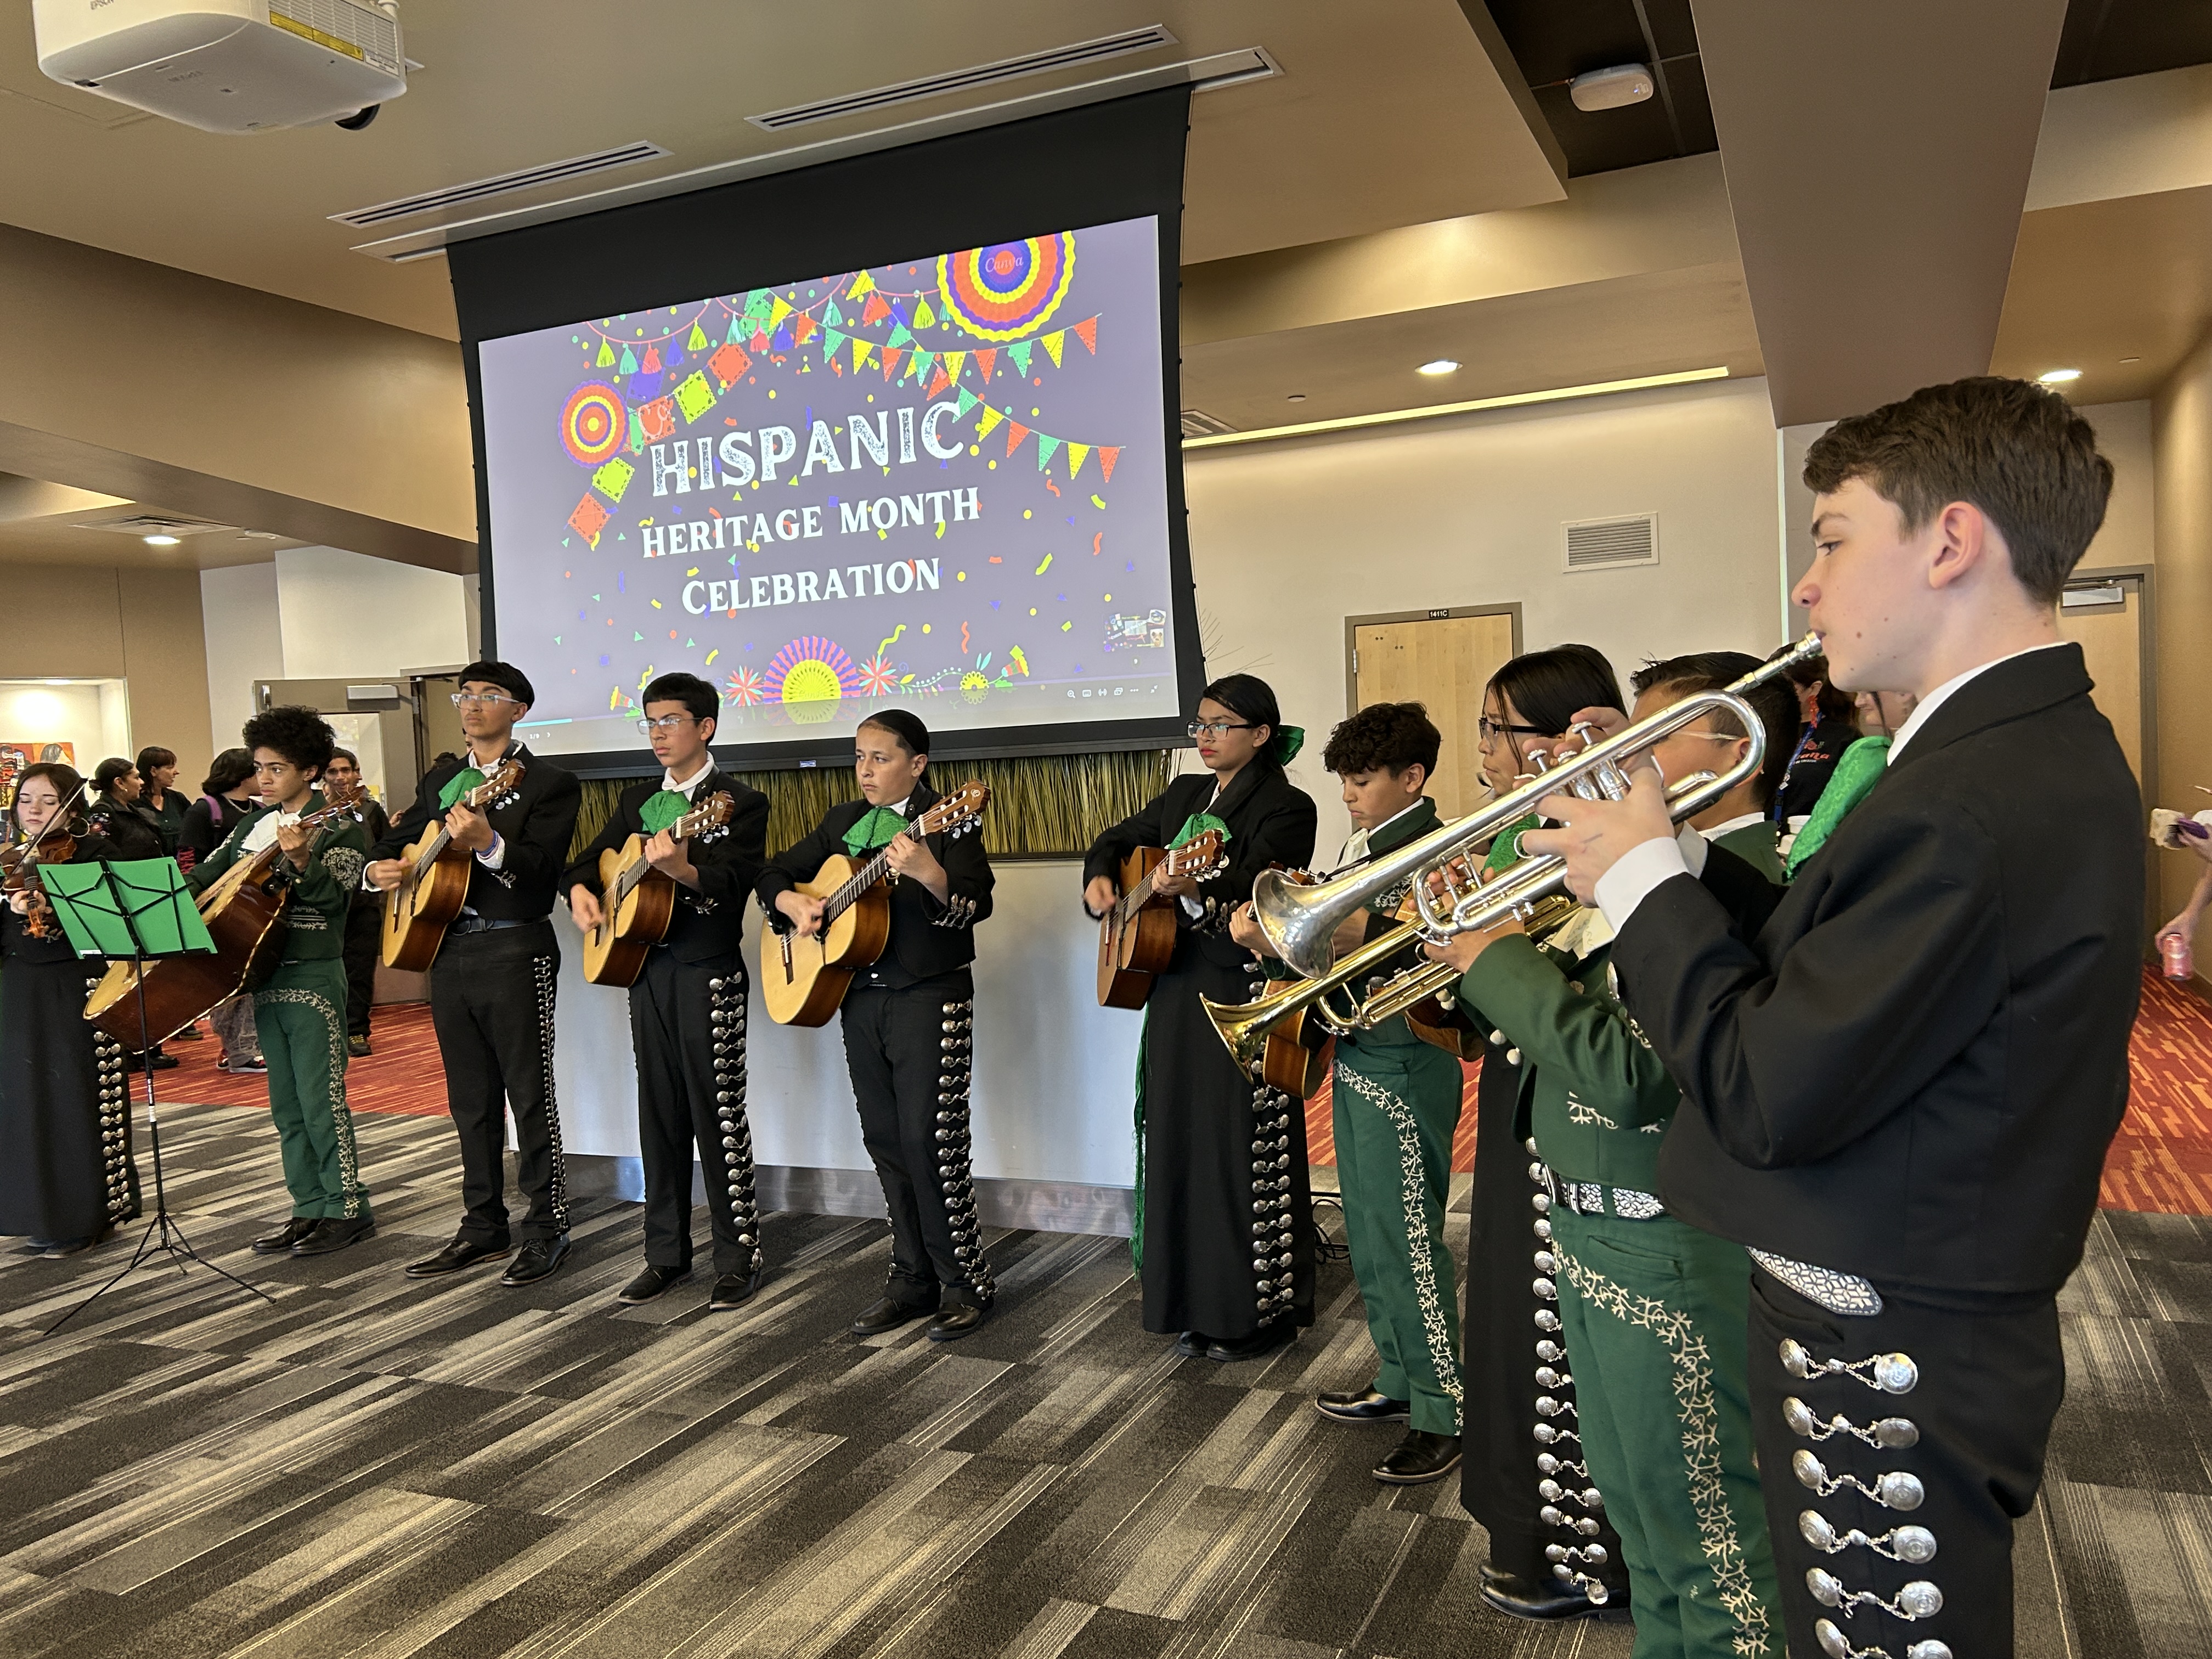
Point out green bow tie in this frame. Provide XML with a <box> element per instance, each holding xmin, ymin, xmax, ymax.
<box><xmin>1484</xmin><ymin>811</ymin><xmax>1540</xmax><ymax>873</ymax></box>
<box><xmin>1785</xmin><ymin>735</ymin><xmax>1892</xmax><ymax>877</ymax></box>
<box><xmin>1168</xmin><ymin>811</ymin><xmax>1231</xmax><ymax>851</ymax></box>
<box><xmin>842</xmin><ymin>805</ymin><xmax>910</xmax><ymax>856</ymax></box>
<box><xmin>638</xmin><ymin>789</ymin><xmax>691</xmax><ymax>836</ymax></box>
<box><xmin>436</xmin><ymin>766</ymin><xmax>487</xmax><ymax>812</ymax></box>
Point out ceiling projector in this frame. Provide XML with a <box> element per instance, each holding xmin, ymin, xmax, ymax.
<box><xmin>32</xmin><ymin>0</ymin><xmax>407</xmax><ymax>133</ymax></box>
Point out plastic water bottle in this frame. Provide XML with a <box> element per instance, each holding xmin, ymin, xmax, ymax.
<box><xmin>2163</xmin><ymin>932</ymin><xmax>2194</xmax><ymax>981</ymax></box>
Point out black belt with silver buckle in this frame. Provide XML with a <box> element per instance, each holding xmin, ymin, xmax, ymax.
<box><xmin>449</xmin><ymin>916</ymin><xmax>532</xmax><ymax>936</ymax></box>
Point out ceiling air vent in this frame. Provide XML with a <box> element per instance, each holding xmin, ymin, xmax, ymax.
<box><xmin>1180</xmin><ymin>408</ymin><xmax>1238</xmax><ymax>439</ymax></box>
<box><xmin>330</xmin><ymin>142</ymin><xmax>672</xmax><ymax>228</ymax></box>
<box><xmin>1563</xmin><ymin>514</ymin><xmax>1658</xmax><ymax>573</ymax></box>
<box><xmin>76</xmin><ymin>515</ymin><xmax>233</xmax><ymax>539</ymax></box>
<box><xmin>750</xmin><ymin>26</ymin><xmax>1179</xmax><ymax>131</ymax></box>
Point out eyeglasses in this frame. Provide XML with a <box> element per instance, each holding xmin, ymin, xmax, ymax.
<box><xmin>1477</xmin><ymin>717</ymin><xmax>1548</xmax><ymax>743</ymax></box>
<box><xmin>634</xmin><ymin>714</ymin><xmax>697</xmax><ymax>735</ymax></box>
<box><xmin>1187</xmin><ymin>719</ymin><xmax>1256</xmax><ymax>739</ymax></box>
<box><xmin>452</xmin><ymin>691</ymin><xmax>522</xmax><ymax>709</ymax></box>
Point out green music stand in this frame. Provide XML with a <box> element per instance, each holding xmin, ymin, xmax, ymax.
<box><xmin>37</xmin><ymin>857</ymin><xmax>271</xmax><ymax>1334</ymax></box>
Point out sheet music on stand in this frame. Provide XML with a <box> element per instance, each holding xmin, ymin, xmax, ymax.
<box><xmin>36</xmin><ymin>857</ymin><xmax>272</xmax><ymax>1336</ymax></box>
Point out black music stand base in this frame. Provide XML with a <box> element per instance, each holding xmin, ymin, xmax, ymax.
<box><xmin>43</xmin><ymin>957</ymin><xmax>273</xmax><ymax>1339</ymax></box>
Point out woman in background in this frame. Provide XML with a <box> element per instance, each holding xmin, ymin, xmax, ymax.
<box><xmin>1083</xmin><ymin>674</ymin><xmax>1318</xmax><ymax>1364</ymax></box>
<box><xmin>0</xmin><ymin>763</ymin><xmax>138</xmax><ymax>1255</ymax></box>
<box><xmin>137</xmin><ymin>745</ymin><xmax>186</xmax><ymax>856</ymax></box>
<box><xmin>179</xmin><ymin>748</ymin><xmax>266</xmax><ymax>1074</ymax></box>
<box><xmin>1769</xmin><ymin>648</ymin><xmax>1860</xmax><ymax>827</ymax></box>
<box><xmin>88</xmin><ymin>757</ymin><xmax>163</xmax><ymax>861</ymax></box>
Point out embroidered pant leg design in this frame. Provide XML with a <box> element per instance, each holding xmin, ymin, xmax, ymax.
<box><xmin>255</xmin><ymin>964</ymin><xmax>368</xmax><ymax>1220</ymax></box>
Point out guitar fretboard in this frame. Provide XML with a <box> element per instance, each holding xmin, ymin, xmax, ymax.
<box><xmin>1114</xmin><ymin>844</ymin><xmax>1200</xmax><ymax>927</ymax></box>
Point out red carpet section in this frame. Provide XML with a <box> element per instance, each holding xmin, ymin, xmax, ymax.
<box><xmin>167</xmin><ymin>1002</ymin><xmax>449</xmax><ymax>1118</ymax></box>
<box><xmin>1308</xmin><ymin>968</ymin><xmax>2212</xmax><ymax>1218</ymax></box>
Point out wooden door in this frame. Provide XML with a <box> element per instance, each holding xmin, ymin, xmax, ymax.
<box><xmin>1351</xmin><ymin>611</ymin><xmax>1517</xmax><ymax>819</ymax></box>
<box><xmin>2057</xmin><ymin>578</ymin><xmax>2143</xmax><ymax>783</ymax></box>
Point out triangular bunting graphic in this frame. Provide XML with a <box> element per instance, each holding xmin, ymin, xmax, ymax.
<box><xmin>686</xmin><ymin>322</ymin><xmax>709</xmax><ymax>351</ymax></box>
<box><xmin>793</xmin><ymin>314</ymin><xmax>817</xmax><ymax>344</ymax></box>
<box><xmin>745</xmin><ymin>290</ymin><xmax>773</xmax><ymax>320</ymax></box>
<box><xmin>974</xmin><ymin>348</ymin><xmax>997</xmax><ymax>381</ymax></box>
<box><xmin>822</xmin><ymin>328</ymin><xmax>847</xmax><ymax>363</ymax></box>
<box><xmin>861</xmin><ymin>292</ymin><xmax>891</xmax><ymax>326</ymax></box>
<box><xmin>769</xmin><ymin>296</ymin><xmax>793</xmax><ymax>328</ymax></box>
<box><xmin>975</xmin><ymin>405</ymin><xmax>1004</xmax><ymax>438</ymax></box>
<box><xmin>943</xmin><ymin>349</ymin><xmax>967</xmax><ymax>382</ymax></box>
<box><xmin>1065</xmin><ymin>442</ymin><xmax>1090</xmax><ymax>479</ymax></box>
<box><xmin>881</xmin><ymin>347</ymin><xmax>905</xmax><ymax>380</ymax></box>
<box><xmin>1008</xmin><ymin>341</ymin><xmax>1033</xmax><ymax>375</ymax></box>
<box><xmin>1042</xmin><ymin>331</ymin><xmax>1065</xmax><ymax>367</ymax></box>
<box><xmin>595</xmin><ymin>336</ymin><xmax>616</xmax><ymax>368</ymax></box>
<box><xmin>1074</xmin><ymin>316</ymin><xmax>1098</xmax><ymax>353</ymax></box>
<box><xmin>1098</xmin><ymin>446</ymin><xmax>1121</xmax><ymax>484</ymax></box>
<box><xmin>913</xmin><ymin>296</ymin><xmax>937</xmax><ymax>329</ymax></box>
<box><xmin>927</xmin><ymin>368</ymin><xmax>950</xmax><ymax>398</ymax></box>
<box><xmin>848</xmin><ymin>269</ymin><xmax>876</xmax><ymax>298</ymax></box>
<box><xmin>956</xmin><ymin>388</ymin><xmax>979</xmax><ymax>416</ymax></box>
<box><xmin>1036</xmin><ymin>435</ymin><xmax>1062</xmax><ymax>470</ymax></box>
<box><xmin>1006</xmin><ymin>421</ymin><xmax>1029</xmax><ymax>458</ymax></box>
<box><xmin>909</xmin><ymin>349</ymin><xmax>933</xmax><ymax>378</ymax></box>
<box><xmin>888</xmin><ymin>323</ymin><xmax>913</xmax><ymax>349</ymax></box>
<box><xmin>852</xmin><ymin>338</ymin><xmax>875</xmax><ymax>369</ymax></box>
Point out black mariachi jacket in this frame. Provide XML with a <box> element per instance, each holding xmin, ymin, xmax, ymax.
<box><xmin>755</xmin><ymin>777</ymin><xmax>994</xmax><ymax>986</ymax></box>
<box><xmin>370</xmin><ymin>743</ymin><xmax>583</xmax><ymax>924</ymax></box>
<box><xmin>561</xmin><ymin>769</ymin><xmax>769</xmax><ymax>964</ymax></box>
<box><xmin>1084</xmin><ymin>763</ymin><xmax>1319</xmax><ymax>973</ymax></box>
<box><xmin>1613</xmin><ymin>644</ymin><xmax>2142</xmax><ymax>1295</ymax></box>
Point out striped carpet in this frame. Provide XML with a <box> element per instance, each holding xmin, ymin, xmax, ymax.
<box><xmin>1307</xmin><ymin>968</ymin><xmax>2212</xmax><ymax>1218</ymax></box>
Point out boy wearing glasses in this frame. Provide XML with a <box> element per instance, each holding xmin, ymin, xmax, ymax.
<box><xmin>563</xmin><ymin>674</ymin><xmax>769</xmax><ymax>1310</ymax></box>
<box><xmin>366</xmin><ymin>661</ymin><xmax>583</xmax><ymax>1287</ymax></box>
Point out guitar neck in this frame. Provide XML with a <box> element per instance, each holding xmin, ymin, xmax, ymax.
<box><xmin>1116</xmin><ymin>845</ymin><xmax>1193</xmax><ymax>924</ymax></box>
<box><xmin>824</xmin><ymin>844</ymin><xmax>897</xmax><ymax>922</ymax></box>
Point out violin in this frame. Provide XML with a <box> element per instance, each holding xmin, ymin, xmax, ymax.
<box><xmin>2</xmin><ymin>822</ymin><xmax>78</xmax><ymax>939</ymax></box>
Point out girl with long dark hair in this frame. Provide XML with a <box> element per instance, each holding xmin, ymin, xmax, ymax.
<box><xmin>1083</xmin><ymin>673</ymin><xmax>1319</xmax><ymax>1362</ymax></box>
<box><xmin>0</xmin><ymin>763</ymin><xmax>138</xmax><ymax>1255</ymax></box>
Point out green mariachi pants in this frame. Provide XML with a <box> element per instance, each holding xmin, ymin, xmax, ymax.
<box><xmin>252</xmin><ymin>960</ymin><xmax>370</xmax><ymax>1221</ymax></box>
<box><xmin>1550</xmin><ymin>1207</ymin><xmax>1779</xmax><ymax>1659</ymax></box>
<box><xmin>1331</xmin><ymin>1037</ymin><xmax>1466</xmax><ymax>1434</ymax></box>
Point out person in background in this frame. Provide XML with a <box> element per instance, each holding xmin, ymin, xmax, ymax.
<box><xmin>179</xmin><ymin>748</ymin><xmax>266</xmax><ymax>1074</ymax></box>
<box><xmin>1769</xmin><ymin>650</ymin><xmax>1860</xmax><ymax>828</ymax></box>
<box><xmin>323</xmin><ymin>748</ymin><xmax>390</xmax><ymax>1059</ymax></box>
<box><xmin>1630</xmin><ymin>651</ymin><xmax>1801</xmax><ymax>881</ymax></box>
<box><xmin>2155</xmin><ymin>810</ymin><xmax>2212</xmax><ymax>970</ymax></box>
<box><xmin>136</xmin><ymin>746</ymin><xmax>186</xmax><ymax>856</ymax></box>
<box><xmin>88</xmin><ymin>757</ymin><xmax>163</xmax><ymax>862</ymax></box>
<box><xmin>1854</xmin><ymin>687</ymin><xmax>1918</xmax><ymax>738</ymax></box>
<box><xmin>0</xmin><ymin>763</ymin><xmax>139</xmax><ymax>1256</ymax></box>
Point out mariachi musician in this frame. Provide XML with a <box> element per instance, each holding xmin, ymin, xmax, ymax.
<box><xmin>366</xmin><ymin>661</ymin><xmax>582</xmax><ymax>1289</ymax></box>
<box><xmin>1083</xmin><ymin>674</ymin><xmax>1318</xmax><ymax>1364</ymax></box>
<box><xmin>755</xmin><ymin>709</ymin><xmax>996</xmax><ymax>1341</ymax></box>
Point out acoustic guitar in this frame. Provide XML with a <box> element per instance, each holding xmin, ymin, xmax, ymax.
<box><xmin>1094</xmin><ymin>830</ymin><xmax>1227</xmax><ymax>1008</ymax></box>
<box><xmin>84</xmin><ymin>782</ymin><xmax>366</xmax><ymax>1047</ymax></box>
<box><xmin>759</xmin><ymin>781</ymin><xmax>991</xmax><ymax>1028</ymax></box>
<box><xmin>379</xmin><ymin>757</ymin><xmax>525</xmax><ymax>970</ymax></box>
<box><xmin>580</xmin><ymin>791</ymin><xmax>737</xmax><ymax>987</ymax></box>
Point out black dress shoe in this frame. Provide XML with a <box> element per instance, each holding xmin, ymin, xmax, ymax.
<box><xmin>1480</xmin><ymin>1570</ymin><xmax>1613</xmax><ymax>1621</ymax></box>
<box><xmin>1374</xmin><ymin>1428</ymin><xmax>1461</xmax><ymax>1485</ymax></box>
<box><xmin>1175</xmin><ymin>1331</ymin><xmax>1215</xmax><ymax>1357</ymax></box>
<box><xmin>1317</xmin><ymin>1387</ymin><xmax>1412</xmax><ymax>1423</ymax></box>
<box><xmin>709</xmin><ymin>1267</ymin><xmax>765</xmax><ymax>1311</ymax></box>
<box><xmin>252</xmin><ymin>1217</ymin><xmax>320</xmax><ymax>1255</ymax></box>
<box><xmin>501</xmin><ymin>1236</ymin><xmax>570</xmax><ymax>1286</ymax></box>
<box><xmin>927</xmin><ymin>1300</ymin><xmax>993</xmax><ymax>1342</ymax></box>
<box><xmin>850</xmin><ymin>1295</ymin><xmax>934</xmax><ymax>1335</ymax></box>
<box><xmin>618</xmin><ymin>1264</ymin><xmax>689</xmax><ymax>1305</ymax></box>
<box><xmin>404</xmin><ymin>1238</ymin><xmax>512</xmax><ymax>1278</ymax></box>
<box><xmin>291</xmin><ymin>1216</ymin><xmax>375</xmax><ymax>1256</ymax></box>
<box><xmin>1206</xmin><ymin>1323</ymin><xmax>1297</xmax><ymax>1363</ymax></box>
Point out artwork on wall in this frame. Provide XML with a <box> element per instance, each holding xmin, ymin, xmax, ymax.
<box><xmin>0</xmin><ymin>742</ymin><xmax>77</xmax><ymax>812</ymax></box>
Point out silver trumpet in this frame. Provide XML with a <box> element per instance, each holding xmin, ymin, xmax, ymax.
<box><xmin>1252</xmin><ymin>632</ymin><xmax>1822</xmax><ymax>978</ymax></box>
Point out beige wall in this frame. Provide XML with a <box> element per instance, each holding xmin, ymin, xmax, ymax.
<box><xmin>1186</xmin><ymin>376</ymin><xmax>1786</xmax><ymax>854</ymax></box>
<box><xmin>2153</xmin><ymin>341</ymin><xmax>2212</xmax><ymax>929</ymax></box>
<box><xmin>0</xmin><ymin>562</ymin><xmax>213</xmax><ymax>788</ymax></box>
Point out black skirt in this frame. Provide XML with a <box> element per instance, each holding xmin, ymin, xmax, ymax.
<box><xmin>0</xmin><ymin>911</ymin><xmax>136</xmax><ymax>1240</ymax></box>
<box><xmin>1137</xmin><ymin>937</ymin><xmax>1316</xmax><ymax>1340</ymax></box>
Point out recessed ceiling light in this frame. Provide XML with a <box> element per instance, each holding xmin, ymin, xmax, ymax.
<box><xmin>1417</xmin><ymin>359</ymin><xmax>1459</xmax><ymax>376</ymax></box>
<box><xmin>1286</xmin><ymin>392</ymin><xmax>1306</xmax><ymax>402</ymax></box>
<box><xmin>142</xmin><ymin>534</ymin><xmax>181</xmax><ymax>546</ymax></box>
<box><xmin>2038</xmin><ymin>368</ymin><xmax>2082</xmax><ymax>384</ymax></box>
<box><xmin>2120</xmin><ymin>356</ymin><xmax>2141</xmax><ymax>365</ymax></box>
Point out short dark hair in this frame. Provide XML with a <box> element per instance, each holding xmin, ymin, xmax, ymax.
<box><xmin>202</xmin><ymin>747</ymin><xmax>256</xmax><ymax>797</ymax></box>
<box><xmin>1487</xmin><ymin>644</ymin><xmax>1623</xmax><ymax>738</ymax></box>
<box><xmin>329</xmin><ymin>748</ymin><xmax>359</xmax><ymax>768</ymax></box>
<box><xmin>859</xmin><ymin>708</ymin><xmax>930</xmax><ymax>763</ymax></box>
<box><xmin>242</xmin><ymin>706</ymin><xmax>335</xmax><ymax>781</ymax></box>
<box><xmin>10</xmin><ymin>763</ymin><xmax>85</xmax><ymax>838</ymax></box>
<box><xmin>1630</xmin><ymin>651</ymin><xmax>1800</xmax><ymax>806</ymax></box>
<box><xmin>644</xmin><ymin>671</ymin><xmax>719</xmax><ymax>729</ymax></box>
<box><xmin>1324</xmin><ymin>701</ymin><xmax>1440</xmax><ymax>778</ymax></box>
<box><xmin>457</xmin><ymin>659</ymin><xmax>535</xmax><ymax>708</ymax></box>
<box><xmin>1802</xmin><ymin>375</ymin><xmax>2113</xmax><ymax>606</ymax></box>
<box><xmin>93</xmin><ymin>757</ymin><xmax>136</xmax><ymax>795</ymax></box>
<box><xmin>136</xmin><ymin>746</ymin><xmax>176</xmax><ymax>775</ymax></box>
